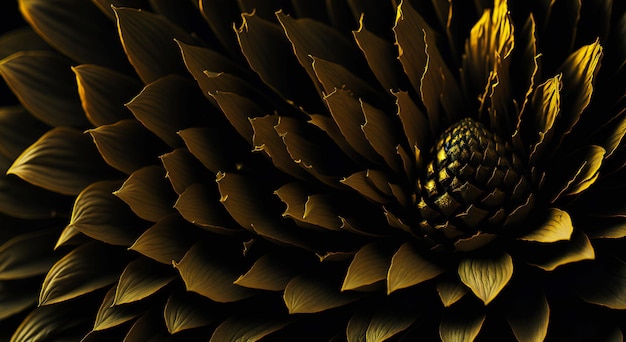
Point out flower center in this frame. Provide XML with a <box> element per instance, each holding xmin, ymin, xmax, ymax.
<box><xmin>416</xmin><ymin>118</ymin><xmax>532</xmax><ymax>243</ymax></box>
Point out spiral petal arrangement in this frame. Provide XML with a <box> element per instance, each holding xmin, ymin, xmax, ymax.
<box><xmin>0</xmin><ymin>0</ymin><xmax>624</xmax><ymax>341</ymax></box>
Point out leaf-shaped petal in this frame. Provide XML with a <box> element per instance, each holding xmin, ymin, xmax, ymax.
<box><xmin>436</xmin><ymin>280</ymin><xmax>469</xmax><ymax>307</ymax></box>
<box><xmin>93</xmin><ymin>286</ymin><xmax>144</xmax><ymax>331</ymax></box>
<box><xmin>353</xmin><ymin>19</ymin><xmax>404</xmax><ymax>92</ymax></box>
<box><xmin>114</xmin><ymin>165</ymin><xmax>176</xmax><ymax>222</ymax></box>
<box><xmin>276</xmin><ymin>10</ymin><xmax>363</xmax><ymax>94</ymax></box>
<box><xmin>457</xmin><ymin>252</ymin><xmax>513</xmax><ymax>305</ymax></box>
<box><xmin>603</xmin><ymin>114</ymin><xmax>626</xmax><ymax>158</ymax></box>
<box><xmin>164</xmin><ymin>292</ymin><xmax>217</xmax><ymax>334</ymax></box>
<box><xmin>439</xmin><ymin>309</ymin><xmax>485</xmax><ymax>342</ymax></box>
<box><xmin>174</xmin><ymin>183</ymin><xmax>240</xmax><ymax>234</ymax></box>
<box><xmin>19</xmin><ymin>0</ymin><xmax>126</xmax><ymax>67</ymax></box>
<box><xmin>39</xmin><ymin>242</ymin><xmax>124</xmax><ymax>306</ymax></box>
<box><xmin>73</xmin><ymin>64</ymin><xmax>140</xmax><ymax>126</ymax></box>
<box><xmin>127</xmin><ymin>75</ymin><xmax>203</xmax><ymax>148</ymax></box>
<box><xmin>9</xmin><ymin>300</ymin><xmax>91</xmax><ymax>342</ymax></box>
<box><xmin>0</xmin><ymin>280</ymin><xmax>38</xmax><ymax>320</ymax></box>
<box><xmin>129</xmin><ymin>214</ymin><xmax>197</xmax><ymax>265</ymax></box>
<box><xmin>557</xmin><ymin>40</ymin><xmax>603</xmax><ymax>140</ymax></box>
<box><xmin>88</xmin><ymin>119</ymin><xmax>165</xmax><ymax>174</ymax></box>
<box><xmin>576</xmin><ymin>258</ymin><xmax>626</xmax><ymax>310</ymax></box>
<box><xmin>210</xmin><ymin>315</ymin><xmax>292</xmax><ymax>342</ymax></box>
<box><xmin>283</xmin><ymin>274</ymin><xmax>361</xmax><ymax>314</ymax></box>
<box><xmin>217</xmin><ymin>172</ymin><xmax>311</xmax><ymax>249</ymax></box>
<box><xmin>8</xmin><ymin>127</ymin><xmax>112</xmax><ymax>196</ymax></box>
<box><xmin>160</xmin><ymin>148</ymin><xmax>212</xmax><ymax>195</ymax></box>
<box><xmin>519</xmin><ymin>208</ymin><xmax>574</xmax><ymax>243</ymax></box>
<box><xmin>0</xmin><ymin>229</ymin><xmax>57</xmax><ymax>280</ymax></box>
<box><xmin>366</xmin><ymin>310</ymin><xmax>419</xmax><ymax>342</ymax></box>
<box><xmin>0</xmin><ymin>27</ymin><xmax>52</xmax><ymax>60</ymax></box>
<box><xmin>113</xmin><ymin>6</ymin><xmax>194</xmax><ymax>83</ymax></box>
<box><xmin>0</xmin><ymin>174</ymin><xmax>69</xmax><ymax>219</ymax></box>
<box><xmin>342</xmin><ymin>243</ymin><xmax>392</xmax><ymax>291</ymax></box>
<box><xmin>113</xmin><ymin>257</ymin><xmax>175</xmax><ymax>305</ymax></box>
<box><xmin>179</xmin><ymin>126</ymin><xmax>248</xmax><ymax>174</ymax></box>
<box><xmin>527</xmin><ymin>230</ymin><xmax>595</xmax><ymax>271</ymax></box>
<box><xmin>548</xmin><ymin>145</ymin><xmax>606</xmax><ymax>201</ymax></box>
<box><xmin>387</xmin><ymin>242</ymin><xmax>444</xmax><ymax>294</ymax></box>
<box><xmin>0</xmin><ymin>51</ymin><xmax>89</xmax><ymax>127</ymax></box>
<box><xmin>235</xmin><ymin>11</ymin><xmax>319</xmax><ymax>112</ymax></box>
<box><xmin>361</xmin><ymin>100</ymin><xmax>403</xmax><ymax>174</ymax></box>
<box><xmin>274</xmin><ymin>183</ymin><xmax>343</xmax><ymax>231</ymax></box>
<box><xmin>0</xmin><ymin>106</ymin><xmax>48</xmax><ymax>160</ymax></box>
<box><xmin>311</xmin><ymin>56</ymin><xmax>383</xmax><ymax>106</ymax></box>
<box><xmin>174</xmin><ymin>242</ymin><xmax>255</xmax><ymax>303</ymax></box>
<box><xmin>212</xmin><ymin>91</ymin><xmax>264</xmax><ymax>145</ymax></box>
<box><xmin>394</xmin><ymin>0</ymin><xmax>462</xmax><ymax>127</ymax></box>
<box><xmin>506</xmin><ymin>291</ymin><xmax>549</xmax><ymax>342</ymax></box>
<box><xmin>250</xmin><ymin>115</ymin><xmax>311</xmax><ymax>181</ymax></box>
<box><xmin>324</xmin><ymin>89</ymin><xmax>383</xmax><ymax>165</ymax></box>
<box><xmin>234</xmin><ymin>254</ymin><xmax>296</xmax><ymax>291</ymax></box>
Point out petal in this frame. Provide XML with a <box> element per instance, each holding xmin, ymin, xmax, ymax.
<box><xmin>0</xmin><ymin>51</ymin><xmax>89</xmax><ymax>127</ymax></box>
<box><xmin>210</xmin><ymin>315</ymin><xmax>292</xmax><ymax>342</ymax></box>
<box><xmin>0</xmin><ymin>106</ymin><xmax>47</xmax><ymax>160</ymax></box>
<box><xmin>212</xmin><ymin>91</ymin><xmax>263</xmax><ymax>145</ymax></box>
<box><xmin>87</xmin><ymin>119</ymin><xmax>165</xmax><ymax>174</ymax></box>
<box><xmin>457</xmin><ymin>252</ymin><xmax>513</xmax><ymax>305</ymax></box>
<box><xmin>276</xmin><ymin>10</ymin><xmax>364</xmax><ymax>95</ymax></box>
<box><xmin>173</xmin><ymin>243</ymin><xmax>255</xmax><ymax>303</ymax></box>
<box><xmin>361</xmin><ymin>100</ymin><xmax>404</xmax><ymax>174</ymax></box>
<box><xmin>126</xmin><ymin>75</ymin><xmax>202</xmax><ymax>148</ymax></box>
<box><xmin>366</xmin><ymin>310</ymin><xmax>419</xmax><ymax>342</ymax></box>
<box><xmin>527</xmin><ymin>230</ymin><xmax>595</xmax><ymax>271</ymax></box>
<box><xmin>394</xmin><ymin>90</ymin><xmax>432</xmax><ymax>150</ymax></box>
<box><xmin>113</xmin><ymin>257</ymin><xmax>175</xmax><ymax>305</ymax></box>
<box><xmin>174</xmin><ymin>183</ymin><xmax>240</xmax><ymax>234</ymax></box>
<box><xmin>216</xmin><ymin>172</ymin><xmax>315</xmax><ymax>249</ymax></box>
<box><xmin>342</xmin><ymin>243</ymin><xmax>392</xmax><ymax>291</ymax></box>
<box><xmin>250</xmin><ymin>115</ymin><xmax>311</xmax><ymax>181</ymax></box>
<box><xmin>93</xmin><ymin>286</ymin><xmax>144</xmax><ymax>331</ymax></box>
<box><xmin>235</xmin><ymin>11</ymin><xmax>319</xmax><ymax>112</ymax></box>
<box><xmin>129</xmin><ymin>214</ymin><xmax>196</xmax><ymax>265</ymax></box>
<box><xmin>506</xmin><ymin>291</ymin><xmax>549</xmax><ymax>342</ymax></box>
<box><xmin>353</xmin><ymin>18</ymin><xmax>405</xmax><ymax>92</ymax></box>
<box><xmin>234</xmin><ymin>254</ymin><xmax>296</xmax><ymax>291</ymax></box>
<box><xmin>518</xmin><ymin>208</ymin><xmax>574</xmax><ymax>243</ymax></box>
<box><xmin>73</xmin><ymin>64</ymin><xmax>140</xmax><ymax>126</ymax></box>
<box><xmin>197</xmin><ymin>0</ymin><xmax>241</xmax><ymax>58</ymax></box>
<box><xmin>8</xmin><ymin>127</ymin><xmax>112</xmax><ymax>196</ymax></box>
<box><xmin>160</xmin><ymin>148</ymin><xmax>212</xmax><ymax>195</ymax></box>
<box><xmin>274</xmin><ymin>182</ymin><xmax>343</xmax><ymax>231</ymax></box>
<box><xmin>556</xmin><ymin>40</ymin><xmax>603</xmax><ymax>141</ymax></box>
<box><xmin>548</xmin><ymin>145</ymin><xmax>605</xmax><ymax>201</ymax></box>
<box><xmin>324</xmin><ymin>89</ymin><xmax>384</xmax><ymax>164</ymax></box>
<box><xmin>0</xmin><ymin>27</ymin><xmax>52</xmax><ymax>59</ymax></box>
<box><xmin>387</xmin><ymin>242</ymin><xmax>444</xmax><ymax>294</ymax></box>
<box><xmin>179</xmin><ymin>126</ymin><xmax>248</xmax><ymax>174</ymax></box>
<box><xmin>164</xmin><ymin>292</ymin><xmax>217</xmax><ymax>334</ymax></box>
<box><xmin>69</xmin><ymin>180</ymin><xmax>145</xmax><ymax>246</ymax></box>
<box><xmin>9</xmin><ymin>300</ymin><xmax>90</xmax><ymax>342</ymax></box>
<box><xmin>19</xmin><ymin>0</ymin><xmax>126</xmax><ymax>67</ymax></box>
<box><xmin>394</xmin><ymin>0</ymin><xmax>462</xmax><ymax>128</ymax></box>
<box><xmin>576</xmin><ymin>258</ymin><xmax>626</xmax><ymax>310</ymax></box>
<box><xmin>114</xmin><ymin>165</ymin><xmax>176</xmax><ymax>222</ymax></box>
<box><xmin>39</xmin><ymin>242</ymin><xmax>124</xmax><ymax>306</ymax></box>
<box><xmin>439</xmin><ymin>308</ymin><xmax>485</xmax><ymax>342</ymax></box>
<box><xmin>283</xmin><ymin>273</ymin><xmax>361</xmax><ymax>314</ymax></box>
<box><xmin>0</xmin><ymin>229</ymin><xmax>57</xmax><ymax>280</ymax></box>
<box><xmin>113</xmin><ymin>6</ymin><xmax>193</xmax><ymax>84</ymax></box>
<box><xmin>436</xmin><ymin>280</ymin><xmax>469</xmax><ymax>307</ymax></box>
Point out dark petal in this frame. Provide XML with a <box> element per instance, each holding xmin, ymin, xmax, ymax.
<box><xmin>19</xmin><ymin>0</ymin><xmax>128</xmax><ymax>68</ymax></box>
<box><xmin>114</xmin><ymin>165</ymin><xmax>177</xmax><ymax>222</ymax></box>
<box><xmin>0</xmin><ymin>51</ymin><xmax>89</xmax><ymax>127</ymax></box>
<box><xmin>129</xmin><ymin>214</ymin><xmax>197</xmax><ymax>265</ymax></box>
<box><xmin>113</xmin><ymin>6</ymin><xmax>194</xmax><ymax>83</ymax></box>
<box><xmin>73</xmin><ymin>64</ymin><xmax>140</xmax><ymax>126</ymax></box>
<box><xmin>112</xmin><ymin>257</ymin><xmax>175</xmax><ymax>305</ymax></box>
<box><xmin>8</xmin><ymin>127</ymin><xmax>113</xmax><ymax>196</ymax></box>
<box><xmin>93</xmin><ymin>285</ymin><xmax>145</xmax><ymax>331</ymax></box>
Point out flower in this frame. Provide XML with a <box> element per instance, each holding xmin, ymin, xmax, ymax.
<box><xmin>0</xmin><ymin>0</ymin><xmax>624</xmax><ymax>340</ymax></box>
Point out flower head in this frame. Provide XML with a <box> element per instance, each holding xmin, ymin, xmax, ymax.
<box><xmin>0</xmin><ymin>0</ymin><xmax>624</xmax><ymax>340</ymax></box>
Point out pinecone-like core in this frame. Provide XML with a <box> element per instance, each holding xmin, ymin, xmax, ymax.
<box><xmin>417</xmin><ymin>118</ymin><xmax>532</xmax><ymax>243</ymax></box>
